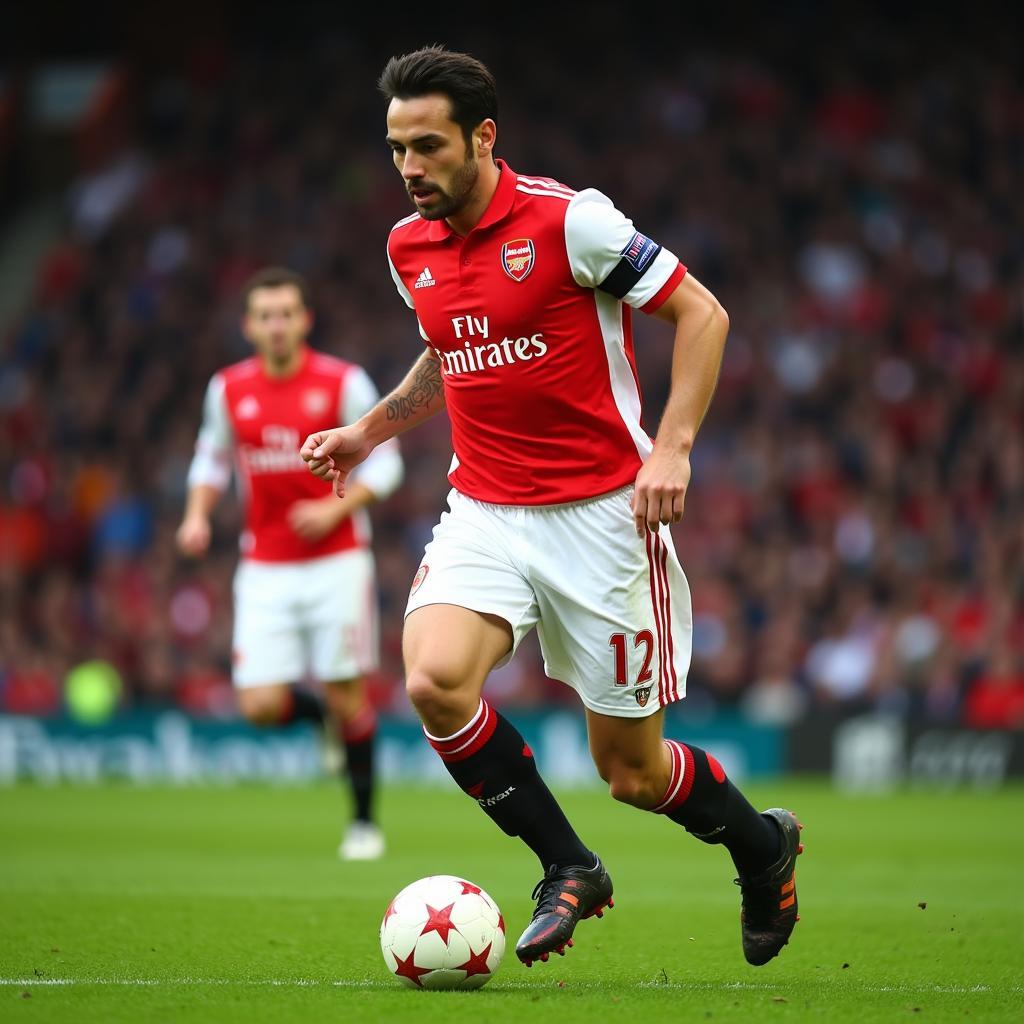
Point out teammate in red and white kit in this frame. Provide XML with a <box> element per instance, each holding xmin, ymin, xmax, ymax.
<box><xmin>303</xmin><ymin>49</ymin><xmax>802</xmax><ymax>960</ymax></box>
<box><xmin>178</xmin><ymin>267</ymin><xmax>403</xmax><ymax>860</ymax></box>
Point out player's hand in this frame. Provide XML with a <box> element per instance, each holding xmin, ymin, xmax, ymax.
<box><xmin>631</xmin><ymin>447</ymin><xmax>691</xmax><ymax>537</ymax></box>
<box><xmin>288</xmin><ymin>499</ymin><xmax>345</xmax><ymax>542</ymax></box>
<box><xmin>176</xmin><ymin>515</ymin><xmax>211</xmax><ymax>557</ymax></box>
<box><xmin>300</xmin><ymin>425</ymin><xmax>374</xmax><ymax>497</ymax></box>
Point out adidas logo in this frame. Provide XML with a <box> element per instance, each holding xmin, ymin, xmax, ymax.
<box><xmin>414</xmin><ymin>267</ymin><xmax>436</xmax><ymax>289</ymax></box>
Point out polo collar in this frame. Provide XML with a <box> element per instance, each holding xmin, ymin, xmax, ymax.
<box><xmin>426</xmin><ymin>159</ymin><xmax>518</xmax><ymax>241</ymax></box>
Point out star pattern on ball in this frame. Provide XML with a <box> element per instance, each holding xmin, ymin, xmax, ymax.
<box><xmin>420</xmin><ymin>902</ymin><xmax>458</xmax><ymax>943</ymax></box>
<box><xmin>497</xmin><ymin>912</ymin><xmax>505</xmax><ymax>934</ymax></box>
<box><xmin>382</xmin><ymin>899</ymin><xmax>399</xmax><ymax>925</ymax></box>
<box><xmin>392</xmin><ymin>948</ymin><xmax>431</xmax><ymax>988</ymax></box>
<box><xmin>456</xmin><ymin>941</ymin><xmax>493</xmax><ymax>979</ymax></box>
<box><xmin>458</xmin><ymin>880</ymin><xmax>482</xmax><ymax>896</ymax></box>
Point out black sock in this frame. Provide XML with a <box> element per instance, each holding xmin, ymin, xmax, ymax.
<box><xmin>425</xmin><ymin>700</ymin><xmax>592</xmax><ymax>871</ymax></box>
<box><xmin>340</xmin><ymin>706</ymin><xmax>376</xmax><ymax>824</ymax></box>
<box><xmin>654</xmin><ymin>739</ymin><xmax>780</xmax><ymax>877</ymax></box>
<box><xmin>279</xmin><ymin>687</ymin><xmax>325</xmax><ymax>725</ymax></box>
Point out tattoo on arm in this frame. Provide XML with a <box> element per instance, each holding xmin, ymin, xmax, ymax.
<box><xmin>385</xmin><ymin>354</ymin><xmax>445</xmax><ymax>422</ymax></box>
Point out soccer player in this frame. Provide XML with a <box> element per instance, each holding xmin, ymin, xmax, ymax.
<box><xmin>178</xmin><ymin>266</ymin><xmax>403</xmax><ymax>860</ymax></box>
<box><xmin>302</xmin><ymin>49</ymin><xmax>802</xmax><ymax>961</ymax></box>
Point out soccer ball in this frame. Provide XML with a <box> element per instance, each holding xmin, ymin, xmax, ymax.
<box><xmin>380</xmin><ymin>875</ymin><xmax>505</xmax><ymax>989</ymax></box>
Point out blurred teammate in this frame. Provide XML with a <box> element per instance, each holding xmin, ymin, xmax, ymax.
<box><xmin>178</xmin><ymin>267</ymin><xmax>403</xmax><ymax>860</ymax></box>
<box><xmin>303</xmin><ymin>49</ymin><xmax>802</xmax><ymax>959</ymax></box>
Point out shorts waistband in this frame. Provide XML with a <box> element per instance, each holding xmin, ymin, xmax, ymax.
<box><xmin>452</xmin><ymin>484</ymin><xmax>632</xmax><ymax>513</ymax></box>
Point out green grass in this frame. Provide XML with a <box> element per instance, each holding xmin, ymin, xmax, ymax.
<box><xmin>2</xmin><ymin>779</ymin><xmax>1022</xmax><ymax>1022</ymax></box>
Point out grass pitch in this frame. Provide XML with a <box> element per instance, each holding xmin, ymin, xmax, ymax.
<box><xmin>2</xmin><ymin>778</ymin><xmax>1022</xmax><ymax>1022</ymax></box>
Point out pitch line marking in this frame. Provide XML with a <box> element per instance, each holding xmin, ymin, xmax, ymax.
<box><xmin>0</xmin><ymin>978</ymin><xmax>1016</xmax><ymax>994</ymax></box>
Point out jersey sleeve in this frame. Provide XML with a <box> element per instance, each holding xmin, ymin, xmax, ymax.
<box><xmin>388</xmin><ymin>240</ymin><xmax>432</xmax><ymax>341</ymax></box>
<box><xmin>186</xmin><ymin>374</ymin><xmax>234</xmax><ymax>491</ymax></box>
<box><xmin>564</xmin><ymin>188</ymin><xmax>686</xmax><ymax>313</ymax></box>
<box><xmin>340</xmin><ymin>366</ymin><xmax>404</xmax><ymax>500</ymax></box>
<box><xmin>387</xmin><ymin>243</ymin><xmax>415</xmax><ymax>309</ymax></box>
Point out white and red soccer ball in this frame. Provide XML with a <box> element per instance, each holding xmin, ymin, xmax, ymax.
<box><xmin>380</xmin><ymin>875</ymin><xmax>505</xmax><ymax>989</ymax></box>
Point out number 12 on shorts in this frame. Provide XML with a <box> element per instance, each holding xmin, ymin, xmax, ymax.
<box><xmin>608</xmin><ymin>631</ymin><xmax>655</xmax><ymax>686</ymax></box>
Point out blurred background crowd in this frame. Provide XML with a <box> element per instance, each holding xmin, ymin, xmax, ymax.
<box><xmin>1</xmin><ymin>4</ymin><xmax>1022</xmax><ymax>728</ymax></box>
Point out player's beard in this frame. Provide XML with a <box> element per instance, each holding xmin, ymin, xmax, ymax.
<box><xmin>411</xmin><ymin>155</ymin><xmax>478</xmax><ymax>221</ymax></box>
<box><xmin>264</xmin><ymin>335</ymin><xmax>301</xmax><ymax>374</ymax></box>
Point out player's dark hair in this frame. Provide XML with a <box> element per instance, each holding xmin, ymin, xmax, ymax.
<box><xmin>378</xmin><ymin>45</ymin><xmax>497</xmax><ymax>144</ymax></box>
<box><xmin>242</xmin><ymin>267</ymin><xmax>311</xmax><ymax>310</ymax></box>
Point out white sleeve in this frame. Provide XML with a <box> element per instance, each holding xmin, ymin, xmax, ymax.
<box><xmin>186</xmin><ymin>375</ymin><xmax>233</xmax><ymax>491</ymax></box>
<box><xmin>564</xmin><ymin>188</ymin><xmax>684</xmax><ymax>309</ymax></box>
<box><xmin>341</xmin><ymin>366</ymin><xmax>404</xmax><ymax>500</ymax></box>
<box><xmin>387</xmin><ymin>245</ymin><xmax>414</xmax><ymax>309</ymax></box>
<box><xmin>388</xmin><ymin>242</ymin><xmax>432</xmax><ymax>341</ymax></box>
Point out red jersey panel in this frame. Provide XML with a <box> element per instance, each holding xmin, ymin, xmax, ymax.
<box><xmin>387</xmin><ymin>161</ymin><xmax>686</xmax><ymax>505</ymax></box>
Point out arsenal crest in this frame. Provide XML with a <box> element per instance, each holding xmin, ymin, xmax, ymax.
<box><xmin>501</xmin><ymin>239</ymin><xmax>535</xmax><ymax>282</ymax></box>
<box><xmin>634</xmin><ymin>686</ymin><xmax>652</xmax><ymax>708</ymax></box>
<box><xmin>301</xmin><ymin>388</ymin><xmax>330</xmax><ymax>417</ymax></box>
<box><xmin>410</xmin><ymin>564</ymin><xmax>430</xmax><ymax>595</ymax></box>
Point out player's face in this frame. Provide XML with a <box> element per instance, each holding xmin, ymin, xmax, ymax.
<box><xmin>243</xmin><ymin>285</ymin><xmax>311</xmax><ymax>368</ymax></box>
<box><xmin>386</xmin><ymin>94</ymin><xmax>479</xmax><ymax>221</ymax></box>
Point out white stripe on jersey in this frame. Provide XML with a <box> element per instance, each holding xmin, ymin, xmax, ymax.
<box><xmin>516</xmin><ymin>174</ymin><xmax>576</xmax><ymax>195</ymax></box>
<box><xmin>515</xmin><ymin>184</ymin><xmax>574</xmax><ymax>201</ymax></box>
<box><xmin>592</xmin><ymin>290</ymin><xmax>653</xmax><ymax>462</ymax></box>
<box><xmin>391</xmin><ymin>212</ymin><xmax>420</xmax><ymax>230</ymax></box>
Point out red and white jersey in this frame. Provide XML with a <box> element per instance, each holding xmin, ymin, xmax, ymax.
<box><xmin>387</xmin><ymin>159</ymin><xmax>686</xmax><ymax>505</ymax></box>
<box><xmin>187</xmin><ymin>348</ymin><xmax>403</xmax><ymax>562</ymax></box>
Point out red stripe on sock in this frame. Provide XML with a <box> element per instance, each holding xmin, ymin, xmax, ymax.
<box><xmin>653</xmin><ymin>740</ymin><xmax>696</xmax><ymax>813</ymax></box>
<box><xmin>341</xmin><ymin>705</ymin><xmax>377</xmax><ymax>745</ymax></box>
<box><xmin>425</xmin><ymin>701</ymin><xmax>498</xmax><ymax>763</ymax></box>
<box><xmin>652</xmin><ymin>739</ymin><xmax>681</xmax><ymax>812</ymax></box>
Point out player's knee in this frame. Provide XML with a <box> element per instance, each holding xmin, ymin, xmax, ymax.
<box><xmin>405</xmin><ymin>667</ymin><xmax>480</xmax><ymax>736</ymax></box>
<box><xmin>237</xmin><ymin>689</ymin><xmax>286</xmax><ymax>726</ymax></box>
<box><xmin>323</xmin><ymin>680</ymin><xmax>362</xmax><ymax>721</ymax></box>
<box><xmin>605</xmin><ymin>766</ymin><xmax>661</xmax><ymax>809</ymax></box>
<box><xmin>405</xmin><ymin>668</ymin><xmax>453</xmax><ymax>718</ymax></box>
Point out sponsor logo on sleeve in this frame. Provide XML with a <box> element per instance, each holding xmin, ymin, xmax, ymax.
<box><xmin>501</xmin><ymin>239</ymin><xmax>535</xmax><ymax>282</ymax></box>
<box><xmin>621</xmin><ymin>232</ymin><xmax>659</xmax><ymax>273</ymax></box>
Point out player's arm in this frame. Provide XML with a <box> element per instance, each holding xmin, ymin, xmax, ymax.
<box><xmin>177</xmin><ymin>375</ymin><xmax>233</xmax><ymax>557</ymax></box>
<box><xmin>288</xmin><ymin>483</ymin><xmax>381</xmax><ymax>542</ymax></box>
<box><xmin>633</xmin><ymin>273</ymin><xmax>728</xmax><ymax>535</ymax></box>
<box><xmin>563</xmin><ymin>188</ymin><xmax>728</xmax><ymax>536</ymax></box>
<box><xmin>301</xmin><ymin>349</ymin><xmax>443</xmax><ymax>497</ymax></box>
<box><xmin>290</xmin><ymin>367</ymin><xmax>406</xmax><ymax>539</ymax></box>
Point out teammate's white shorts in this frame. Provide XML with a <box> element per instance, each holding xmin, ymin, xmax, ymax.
<box><xmin>405</xmin><ymin>487</ymin><xmax>692</xmax><ymax>718</ymax></box>
<box><xmin>233</xmin><ymin>548</ymin><xmax>378</xmax><ymax>688</ymax></box>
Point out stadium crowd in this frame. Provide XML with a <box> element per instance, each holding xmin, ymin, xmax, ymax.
<box><xmin>2</xmin><ymin>24</ymin><xmax>1022</xmax><ymax>728</ymax></box>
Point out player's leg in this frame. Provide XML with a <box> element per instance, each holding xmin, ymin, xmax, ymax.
<box><xmin>233</xmin><ymin>560</ymin><xmax>325</xmax><ymax>727</ymax></box>
<box><xmin>303</xmin><ymin>548</ymin><xmax>383</xmax><ymax>859</ymax></box>
<box><xmin>529</xmin><ymin>488</ymin><xmax>801</xmax><ymax>965</ymax></box>
<box><xmin>322</xmin><ymin>676</ymin><xmax>382</xmax><ymax>860</ymax></box>
<box><xmin>236</xmin><ymin>682</ymin><xmax>324</xmax><ymax>726</ymax></box>
<box><xmin>404</xmin><ymin>490</ymin><xmax>596</xmax><ymax>883</ymax></box>
<box><xmin>586</xmin><ymin>706</ymin><xmax>803</xmax><ymax>965</ymax></box>
<box><xmin>404</xmin><ymin>602</ymin><xmax>593</xmax><ymax>875</ymax></box>
<box><xmin>586</xmin><ymin>708</ymin><xmax>779</xmax><ymax>872</ymax></box>
<box><xmin>584</xmin><ymin>704</ymin><xmax>787</xmax><ymax>874</ymax></box>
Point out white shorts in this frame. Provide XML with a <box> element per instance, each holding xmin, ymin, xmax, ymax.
<box><xmin>233</xmin><ymin>549</ymin><xmax>378</xmax><ymax>688</ymax></box>
<box><xmin>405</xmin><ymin>487</ymin><xmax>693</xmax><ymax>718</ymax></box>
